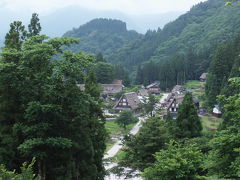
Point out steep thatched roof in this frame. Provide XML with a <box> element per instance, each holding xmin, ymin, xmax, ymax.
<box><xmin>146</xmin><ymin>81</ymin><xmax>160</xmax><ymax>89</ymax></box>
<box><xmin>166</xmin><ymin>95</ymin><xmax>184</xmax><ymax>110</ymax></box>
<box><xmin>137</xmin><ymin>89</ymin><xmax>148</xmax><ymax>96</ymax></box>
<box><xmin>101</xmin><ymin>84</ymin><xmax>123</xmax><ymax>94</ymax></box>
<box><xmin>114</xmin><ymin>92</ymin><xmax>141</xmax><ymax>110</ymax></box>
<box><xmin>124</xmin><ymin>92</ymin><xmax>141</xmax><ymax>110</ymax></box>
<box><xmin>172</xmin><ymin>85</ymin><xmax>183</xmax><ymax>94</ymax></box>
<box><xmin>112</xmin><ymin>80</ymin><xmax>123</xmax><ymax>85</ymax></box>
<box><xmin>200</xmin><ymin>73</ymin><xmax>208</xmax><ymax>80</ymax></box>
<box><xmin>77</xmin><ymin>83</ymin><xmax>123</xmax><ymax>95</ymax></box>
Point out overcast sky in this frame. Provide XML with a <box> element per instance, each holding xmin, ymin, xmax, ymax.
<box><xmin>1</xmin><ymin>0</ymin><xmax>206</xmax><ymax>15</ymax></box>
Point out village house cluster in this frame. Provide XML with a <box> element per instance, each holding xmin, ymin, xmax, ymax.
<box><xmin>160</xmin><ymin>85</ymin><xmax>200</xmax><ymax>119</ymax></box>
<box><xmin>78</xmin><ymin>74</ymin><xmax>222</xmax><ymax>118</ymax></box>
<box><xmin>77</xmin><ymin>80</ymin><xmax>160</xmax><ymax>113</ymax></box>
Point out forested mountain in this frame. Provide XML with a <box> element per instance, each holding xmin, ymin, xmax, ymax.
<box><xmin>63</xmin><ymin>18</ymin><xmax>142</xmax><ymax>58</ymax></box>
<box><xmin>109</xmin><ymin>0</ymin><xmax>240</xmax><ymax>69</ymax></box>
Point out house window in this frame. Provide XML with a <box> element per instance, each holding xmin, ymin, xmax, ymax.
<box><xmin>122</xmin><ymin>103</ymin><xmax>127</xmax><ymax>106</ymax></box>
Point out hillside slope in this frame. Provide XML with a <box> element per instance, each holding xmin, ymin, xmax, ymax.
<box><xmin>109</xmin><ymin>0</ymin><xmax>240</xmax><ymax>68</ymax></box>
<box><xmin>63</xmin><ymin>18</ymin><xmax>142</xmax><ymax>58</ymax></box>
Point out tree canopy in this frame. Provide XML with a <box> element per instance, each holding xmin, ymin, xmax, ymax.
<box><xmin>142</xmin><ymin>141</ymin><xmax>203</xmax><ymax>180</ymax></box>
<box><xmin>0</xmin><ymin>15</ymin><xmax>107</xmax><ymax>180</ymax></box>
<box><xmin>115</xmin><ymin>110</ymin><xmax>137</xmax><ymax>129</ymax></box>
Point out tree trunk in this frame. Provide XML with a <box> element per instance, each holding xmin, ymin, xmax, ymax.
<box><xmin>38</xmin><ymin>159</ymin><xmax>46</xmax><ymax>180</ymax></box>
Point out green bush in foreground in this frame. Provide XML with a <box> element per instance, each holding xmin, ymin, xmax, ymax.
<box><xmin>0</xmin><ymin>159</ymin><xmax>39</xmax><ymax>180</ymax></box>
<box><xmin>142</xmin><ymin>141</ymin><xmax>203</xmax><ymax>180</ymax></box>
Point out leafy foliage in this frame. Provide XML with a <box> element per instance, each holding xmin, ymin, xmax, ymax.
<box><xmin>0</xmin><ymin>158</ymin><xmax>39</xmax><ymax>180</ymax></box>
<box><xmin>115</xmin><ymin>110</ymin><xmax>137</xmax><ymax>129</ymax></box>
<box><xmin>142</xmin><ymin>141</ymin><xmax>204</xmax><ymax>180</ymax></box>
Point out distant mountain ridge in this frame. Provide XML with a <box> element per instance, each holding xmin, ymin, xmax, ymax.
<box><xmin>65</xmin><ymin>19</ymin><xmax>129</xmax><ymax>36</ymax></box>
<box><xmin>63</xmin><ymin>18</ymin><xmax>142</xmax><ymax>58</ymax></box>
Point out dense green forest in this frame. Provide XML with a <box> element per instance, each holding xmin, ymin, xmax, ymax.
<box><xmin>63</xmin><ymin>18</ymin><xmax>141</xmax><ymax>59</ymax></box>
<box><xmin>205</xmin><ymin>36</ymin><xmax>240</xmax><ymax>107</ymax></box>
<box><xmin>110</xmin><ymin>0</ymin><xmax>240</xmax><ymax>69</ymax></box>
<box><xmin>135</xmin><ymin>49</ymin><xmax>210</xmax><ymax>90</ymax></box>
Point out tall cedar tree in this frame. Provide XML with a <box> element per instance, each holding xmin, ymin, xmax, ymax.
<box><xmin>113</xmin><ymin>64</ymin><xmax>130</xmax><ymax>86</ymax></box>
<box><xmin>96</xmin><ymin>52</ymin><xmax>106</xmax><ymax>62</ymax></box>
<box><xmin>95</xmin><ymin>62</ymin><xmax>114</xmax><ymax>83</ymax></box>
<box><xmin>4</xmin><ymin>21</ymin><xmax>27</xmax><ymax>50</ymax></box>
<box><xmin>0</xmin><ymin>20</ymin><xmax>28</xmax><ymax>171</ymax></box>
<box><xmin>175</xmin><ymin>93</ymin><xmax>202</xmax><ymax>138</ymax></box>
<box><xmin>85</xmin><ymin>70</ymin><xmax>101</xmax><ymax>99</ymax></box>
<box><xmin>28</xmin><ymin>13</ymin><xmax>41</xmax><ymax>37</ymax></box>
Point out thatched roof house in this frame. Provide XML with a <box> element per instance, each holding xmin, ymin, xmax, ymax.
<box><xmin>167</xmin><ymin>95</ymin><xmax>185</xmax><ymax>112</ymax></box>
<box><xmin>114</xmin><ymin>92</ymin><xmax>141</xmax><ymax>112</ymax></box>
<box><xmin>146</xmin><ymin>81</ymin><xmax>160</xmax><ymax>94</ymax></box>
<box><xmin>101</xmin><ymin>84</ymin><xmax>123</xmax><ymax>96</ymax></box>
<box><xmin>77</xmin><ymin>79</ymin><xmax>124</xmax><ymax>96</ymax></box>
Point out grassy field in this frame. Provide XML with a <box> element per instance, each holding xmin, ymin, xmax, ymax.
<box><xmin>184</xmin><ymin>80</ymin><xmax>203</xmax><ymax>89</ymax></box>
<box><xmin>201</xmin><ymin>115</ymin><xmax>222</xmax><ymax>133</ymax></box>
<box><xmin>105</xmin><ymin>120</ymin><xmax>136</xmax><ymax>151</ymax></box>
<box><xmin>184</xmin><ymin>80</ymin><xmax>207</xmax><ymax>107</ymax></box>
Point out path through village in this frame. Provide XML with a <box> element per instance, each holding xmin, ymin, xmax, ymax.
<box><xmin>104</xmin><ymin>93</ymin><xmax>169</xmax><ymax>180</ymax></box>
